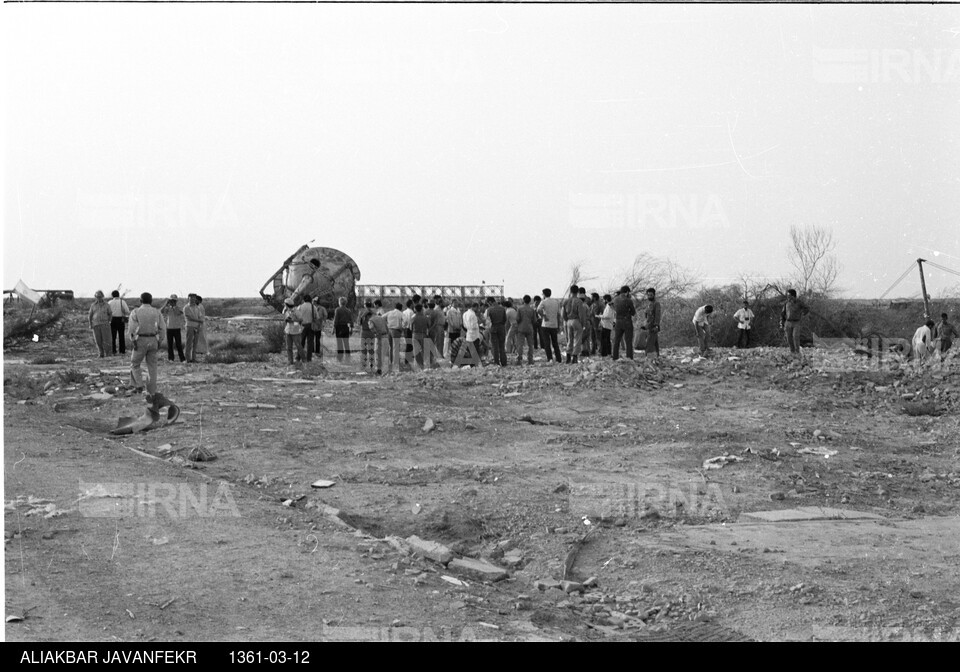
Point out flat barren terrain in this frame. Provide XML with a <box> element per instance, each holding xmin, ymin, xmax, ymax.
<box><xmin>4</xmin><ymin>306</ymin><xmax>959</xmax><ymax>641</ymax></box>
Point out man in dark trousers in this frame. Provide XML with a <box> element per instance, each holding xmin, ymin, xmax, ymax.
<box><xmin>612</xmin><ymin>285</ymin><xmax>637</xmax><ymax>361</ymax></box>
<box><xmin>934</xmin><ymin>313</ymin><xmax>958</xmax><ymax>354</ymax></box>
<box><xmin>485</xmin><ymin>297</ymin><xmax>508</xmax><ymax>367</ymax></box>
<box><xmin>779</xmin><ymin>289</ymin><xmax>809</xmax><ymax>355</ymax></box>
<box><xmin>561</xmin><ymin>285</ymin><xmax>587</xmax><ymax>364</ymax></box>
<box><xmin>537</xmin><ymin>288</ymin><xmax>562</xmax><ymax>363</ymax></box>
<box><xmin>640</xmin><ymin>287</ymin><xmax>661</xmax><ymax>358</ymax></box>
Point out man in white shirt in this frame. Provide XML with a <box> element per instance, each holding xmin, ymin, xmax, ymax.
<box><xmin>108</xmin><ymin>290</ymin><xmax>131</xmax><ymax>355</ymax></box>
<box><xmin>912</xmin><ymin>319</ymin><xmax>935</xmax><ymax>362</ymax></box>
<box><xmin>458</xmin><ymin>302</ymin><xmax>482</xmax><ymax>367</ymax></box>
<box><xmin>537</xmin><ymin>288</ymin><xmax>562</xmax><ymax>363</ymax></box>
<box><xmin>384</xmin><ymin>302</ymin><xmax>404</xmax><ymax>373</ymax></box>
<box><xmin>733</xmin><ymin>300</ymin><xmax>755</xmax><ymax>349</ymax></box>
<box><xmin>444</xmin><ymin>302</ymin><xmax>462</xmax><ymax>359</ymax></box>
<box><xmin>692</xmin><ymin>304</ymin><xmax>714</xmax><ymax>356</ymax></box>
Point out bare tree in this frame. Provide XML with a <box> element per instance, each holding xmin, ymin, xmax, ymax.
<box><xmin>612</xmin><ymin>253</ymin><xmax>699</xmax><ymax>299</ymax></box>
<box><xmin>566</xmin><ymin>260</ymin><xmax>596</xmax><ymax>298</ymax></box>
<box><xmin>787</xmin><ymin>225</ymin><xmax>841</xmax><ymax>297</ymax></box>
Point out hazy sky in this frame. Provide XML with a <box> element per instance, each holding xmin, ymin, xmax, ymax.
<box><xmin>4</xmin><ymin>3</ymin><xmax>960</xmax><ymax>300</ymax></box>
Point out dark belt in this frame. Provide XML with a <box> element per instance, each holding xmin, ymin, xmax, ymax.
<box><xmin>138</xmin><ymin>333</ymin><xmax>157</xmax><ymax>337</ymax></box>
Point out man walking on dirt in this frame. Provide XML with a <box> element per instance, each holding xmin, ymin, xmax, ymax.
<box><xmin>611</xmin><ymin>285</ymin><xmax>637</xmax><ymax>362</ymax></box>
<box><xmin>934</xmin><ymin>313</ymin><xmax>957</xmax><ymax>354</ymax></box>
<box><xmin>538</xmin><ymin>288</ymin><xmax>562</xmax><ymax>364</ymax></box>
<box><xmin>779</xmin><ymin>289</ymin><xmax>809</xmax><ymax>355</ymax></box>
<box><xmin>128</xmin><ymin>292</ymin><xmax>166</xmax><ymax>396</ymax></box>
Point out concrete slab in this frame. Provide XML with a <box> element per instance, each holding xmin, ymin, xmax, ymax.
<box><xmin>739</xmin><ymin>507</ymin><xmax>884</xmax><ymax>522</ymax></box>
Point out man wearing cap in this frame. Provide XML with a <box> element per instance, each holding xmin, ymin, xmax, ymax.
<box><xmin>161</xmin><ymin>294</ymin><xmax>186</xmax><ymax>362</ymax></box>
<box><xmin>128</xmin><ymin>293</ymin><xmax>166</xmax><ymax>395</ymax></box>
<box><xmin>88</xmin><ymin>290</ymin><xmax>113</xmax><ymax>358</ymax></box>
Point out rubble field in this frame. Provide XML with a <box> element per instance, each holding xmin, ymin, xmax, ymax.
<box><xmin>4</xmin><ymin>312</ymin><xmax>959</xmax><ymax>642</ymax></box>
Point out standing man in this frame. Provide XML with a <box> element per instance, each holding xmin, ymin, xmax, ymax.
<box><xmin>538</xmin><ymin>288</ymin><xmax>562</xmax><ymax>364</ymax></box>
<box><xmin>561</xmin><ymin>285</ymin><xmax>585</xmax><ymax>364</ymax></box>
<box><xmin>283</xmin><ymin>299</ymin><xmax>305</xmax><ymax>366</ymax></box>
<box><xmin>578</xmin><ymin>288</ymin><xmax>593</xmax><ymax>358</ymax></box>
<box><xmin>311</xmin><ymin>296</ymin><xmax>328</xmax><ymax>360</ymax></box>
<box><xmin>460</xmin><ymin>302</ymin><xmax>482</xmax><ymax>367</ymax></box>
<box><xmin>333</xmin><ymin>296</ymin><xmax>354</xmax><ymax>362</ymax></box>
<box><xmin>370</xmin><ymin>300</ymin><xmax>388</xmax><ymax>375</ymax></box>
<box><xmin>733</xmin><ymin>299</ymin><xmax>754</xmax><ymax>349</ymax></box>
<box><xmin>692</xmin><ymin>304</ymin><xmax>714</xmax><ymax>357</ymax></box>
<box><xmin>532</xmin><ymin>296</ymin><xmax>543</xmax><ymax>351</ymax></box>
<box><xmin>108</xmin><ymin>289</ymin><xmax>130</xmax><ymax>355</ymax></box>
<box><xmin>641</xmin><ymin>288</ymin><xmax>661</xmax><ymax>358</ymax></box>
<box><xmin>411</xmin><ymin>303</ymin><xmax>432</xmax><ymax>370</ymax></box>
<box><xmin>612</xmin><ymin>285</ymin><xmax>637</xmax><ymax>362</ymax></box>
<box><xmin>184</xmin><ymin>293</ymin><xmax>204</xmax><ymax>363</ymax></box>
<box><xmin>933</xmin><ymin>313</ymin><xmax>957</xmax><ymax>354</ymax></box>
<box><xmin>401</xmin><ymin>299</ymin><xmax>415</xmax><ymax>370</ymax></box>
<box><xmin>590</xmin><ymin>292</ymin><xmax>603</xmax><ymax>356</ymax></box>
<box><xmin>385</xmin><ymin>301</ymin><xmax>404</xmax><ymax>372</ymax></box>
<box><xmin>486</xmin><ymin>297</ymin><xmax>508</xmax><ymax>367</ymax></box>
<box><xmin>504</xmin><ymin>300</ymin><xmax>519</xmax><ymax>356</ymax></box>
<box><xmin>515</xmin><ymin>295</ymin><xmax>537</xmax><ymax>365</ymax></box>
<box><xmin>779</xmin><ymin>289</ymin><xmax>809</xmax><ymax>356</ymax></box>
<box><xmin>160</xmin><ymin>294</ymin><xmax>186</xmax><ymax>362</ymax></box>
<box><xmin>444</xmin><ymin>301</ymin><xmax>462</xmax><ymax>360</ymax></box>
<box><xmin>88</xmin><ymin>290</ymin><xmax>113</xmax><ymax>358</ymax></box>
<box><xmin>432</xmin><ymin>297</ymin><xmax>446</xmax><ymax>359</ymax></box>
<box><xmin>128</xmin><ymin>292</ymin><xmax>166</xmax><ymax>396</ymax></box>
<box><xmin>296</xmin><ymin>294</ymin><xmax>317</xmax><ymax>362</ymax></box>
<box><xmin>358</xmin><ymin>301</ymin><xmax>376</xmax><ymax>371</ymax></box>
<box><xmin>599</xmin><ymin>294</ymin><xmax>615</xmax><ymax>357</ymax></box>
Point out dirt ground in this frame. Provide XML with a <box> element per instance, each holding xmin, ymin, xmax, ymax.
<box><xmin>4</xmin><ymin>309</ymin><xmax>960</xmax><ymax>642</ymax></box>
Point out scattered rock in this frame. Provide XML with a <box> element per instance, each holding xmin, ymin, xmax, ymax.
<box><xmin>422</xmin><ymin>418</ymin><xmax>435</xmax><ymax>433</ymax></box>
<box><xmin>405</xmin><ymin>535</ymin><xmax>454</xmax><ymax>565</ymax></box>
<box><xmin>560</xmin><ymin>580</ymin><xmax>584</xmax><ymax>594</ymax></box>
<box><xmin>534</xmin><ymin>579</ymin><xmax>562</xmax><ymax>591</ymax></box>
<box><xmin>448</xmin><ymin>557</ymin><xmax>508</xmax><ymax>582</ymax></box>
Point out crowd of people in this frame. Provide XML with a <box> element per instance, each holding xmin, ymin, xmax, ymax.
<box><xmin>88</xmin><ymin>290</ymin><xmax>208</xmax><ymax>395</ymax></box>
<box><xmin>273</xmin><ymin>284</ymin><xmax>826</xmax><ymax>373</ymax></box>
<box><xmin>90</xmin><ymin>286</ymin><xmax>957</xmax><ymax>394</ymax></box>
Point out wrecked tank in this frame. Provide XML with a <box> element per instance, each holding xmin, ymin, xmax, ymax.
<box><xmin>259</xmin><ymin>244</ymin><xmax>361</xmax><ymax>313</ymax></box>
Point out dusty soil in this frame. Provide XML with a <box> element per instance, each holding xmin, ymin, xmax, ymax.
<box><xmin>4</xmin><ymin>308</ymin><xmax>960</xmax><ymax>642</ymax></box>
